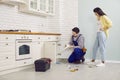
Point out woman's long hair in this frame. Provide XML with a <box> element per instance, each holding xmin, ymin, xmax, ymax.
<box><xmin>93</xmin><ymin>7</ymin><xmax>106</xmax><ymax>16</ymax></box>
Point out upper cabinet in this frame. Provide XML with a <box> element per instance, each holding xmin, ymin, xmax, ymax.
<box><xmin>0</xmin><ymin>0</ymin><xmax>26</xmax><ymax>5</ymax></box>
<box><xmin>46</xmin><ymin>0</ymin><xmax>55</xmax><ymax>15</ymax></box>
<box><xmin>19</xmin><ymin>0</ymin><xmax>55</xmax><ymax>16</ymax></box>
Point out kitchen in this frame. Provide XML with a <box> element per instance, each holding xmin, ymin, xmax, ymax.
<box><xmin>0</xmin><ymin>0</ymin><xmax>120</xmax><ymax>80</ymax></box>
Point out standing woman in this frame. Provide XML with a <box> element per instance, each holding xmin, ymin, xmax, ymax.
<box><xmin>90</xmin><ymin>7</ymin><xmax>112</xmax><ymax>67</ymax></box>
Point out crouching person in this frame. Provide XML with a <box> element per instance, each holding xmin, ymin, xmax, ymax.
<box><xmin>68</xmin><ymin>27</ymin><xmax>86</xmax><ymax>64</ymax></box>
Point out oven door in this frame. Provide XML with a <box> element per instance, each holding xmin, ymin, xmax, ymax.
<box><xmin>15</xmin><ymin>39</ymin><xmax>32</xmax><ymax>61</ymax></box>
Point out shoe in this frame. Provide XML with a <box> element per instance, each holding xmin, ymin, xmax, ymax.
<box><xmin>96</xmin><ymin>63</ymin><xmax>105</xmax><ymax>67</ymax></box>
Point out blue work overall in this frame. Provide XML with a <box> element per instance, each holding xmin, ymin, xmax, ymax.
<box><xmin>68</xmin><ymin>35</ymin><xmax>85</xmax><ymax>63</ymax></box>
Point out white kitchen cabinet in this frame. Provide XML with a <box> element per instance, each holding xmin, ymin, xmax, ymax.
<box><xmin>0</xmin><ymin>0</ymin><xmax>26</xmax><ymax>5</ymax></box>
<box><xmin>15</xmin><ymin>59</ymin><xmax>33</xmax><ymax>67</ymax></box>
<box><xmin>0</xmin><ymin>34</ymin><xmax>15</xmax><ymax>71</ymax></box>
<box><xmin>19</xmin><ymin>0</ymin><xmax>55</xmax><ymax>16</ymax></box>
<box><xmin>43</xmin><ymin>35</ymin><xmax>60</xmax><ymax>41</ymax></box>
<box><xmin>32</xmin><ymin>41</ymin><xmax>44</xmax><ymax>61</ymax></box>
<box><xmin>44</xmin><ymin>41</ymin><xmax>57</xmax><ymax>63</ymax></box>
<box><xmin>46</xmin><ymin>0</ymin><xmax>55</xmax><ymax>15</ymax></box>
<box><xmin>56</xmin><ymin>41</ymin><xmax>72</xmax><ymax>59</ymax></box>
<box><xmin>43</xmin><ymin>35</ymin><xmax>61</xmax><ymax>63</ymax></box>
<box><xmin>29</xmin><ymin>0</ymin><xmax>38</xmax><ymax>11</ymax></box>
<box><xmin>0</xmin><ymin>34</ymin><xmax>60</xmax><ymax>73</ymax></box>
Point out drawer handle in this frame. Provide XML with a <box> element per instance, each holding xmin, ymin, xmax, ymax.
<box><xmin>6</xmin><ymin>37</ymin><xmax>8</xmax><ymax>39</ymax></box>
<box><xmin>48</xmin><ymin>37</ymin><xmax>50</xmax><ymax>39</ymax></box>
<box><xmin>6</xmin><ymin>43</ymin><xmax>8</xmax><ymax>45</ymax></box>
<box><xmin>58</xmin><ymin>53</ymin><xmax>61</xmax><ymax>55</ymax></box>
<box><xmin>24</xmin><ymin>62</ymin><xmax>26</xmax><ymax>64</ymax></box>
<box><xmin>52</xmin><ymin>43</ymin><xmax>55</xmax><ymax>45</ymax></box>
<box><xmin>57</xmin><ymin>44</ymin><xmax>61</xmax><ymax>46</ymax></box>
<box><xmin>6</xmin><ymin>57</ymin><xmax>8</xmax><ymax>59</ymax></box>
<box><xmin>38</xmin><ymin>37</ymin><xmax>40</xmax><ymax>39</ymax></box>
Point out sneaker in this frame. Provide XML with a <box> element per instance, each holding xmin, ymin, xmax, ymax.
<box><xmin>96</xmin><ymin>63</ymin><xmax>105</xmax><ymax>67</ymax></box>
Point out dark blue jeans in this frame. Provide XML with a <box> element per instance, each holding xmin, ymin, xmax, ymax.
<box><xmin>68</xmin><ymin>48</ymin><xmax>85</xmax><ymax>63</ymax></box>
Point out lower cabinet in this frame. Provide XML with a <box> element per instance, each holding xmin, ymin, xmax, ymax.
<box><xmin>44</xmin><ymin>41</ymin><xmax>57</xmax><ymax>63</ymax></box>
<box><xmin>0</xmin><ymin>54</ymin><xmax>15</xmax><ymax>71</ymax></box>
<box><xmin>15</xmin><ymin>59</ymin><xmax>33</xmax><ymax>67</ymax></box>
<box><xmin>32</xmin><ymin>41</ymin><xmax>44</xmax><ymax>61</ymax></box>
<box><xmin>0</xmin><ymin>34</ymin><xmax>61</xmax><ymax>72</ymax></box>
<box><xmin>0</xmin><ymin>34</ymin><xmax>15</xmax><ymax>71</ymax></box>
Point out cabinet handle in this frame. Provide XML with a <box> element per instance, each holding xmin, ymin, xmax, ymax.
<box><xmin>6</xmin><ymin>57</ymin><xmax>8</xmax><ymax>59</ymax></box>
<box><xmin>24</xmin><ymin>62</ymin><xmax>26</xmax><ymax>64</ymax></box>
<box><xmin>5</xmin><ymin>37</ymin><xmax>8</xmax><ymax>39</ymax></box>
<box><xmin>57</xmin><ymin>44</ymin><xmax>61</xmax><ymax>46</ymax></box>
<box><xmin>48</xmin><ymin>37</ymin><xmax>50</xmax><ymax>39</ymax></box>
<box><xmin>52</xmin><ymin>43</ymin><xmax>55</xmax><ymax>45</ymax></box>
<box><xmin>58</xmin><ymin>53</ymin><xmax>61</xmax><ymax>55</ymax></box>
<box><xmin>38</xmin><ymin>37</ymin><xmax>40</xmax><ymax>39</ymax></box>
<box><xmin>6</xmin><ymin>43</ymin><xmax>8</xmax><ymax>45</ymax></box>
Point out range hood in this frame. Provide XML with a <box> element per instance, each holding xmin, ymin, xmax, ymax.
<box><xmin>0</xmin><ymin>0</ymin><xmax>26</xmax><ymax>5</ymax></box>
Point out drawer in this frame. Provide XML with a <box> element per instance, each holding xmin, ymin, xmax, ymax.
<box><xmin>0</xmin><ymin>42</ymin><xmax>15</xmax><ymax>52</ymax></box>
<box><xmin>32</xmin><ymin>35</ymin><xmax>60</xmax><ymax>41</ymax></box>
<box><xmin>0</xmin><ymin>34</ymin><xmax>15</xmax><ymax>42</ymax></box>
<box><xmin>0</xmin><ymin>54</ymin><xmax>15</xmax><ymax>67</ymax></box>
<box><xmin>0</xmin><ymin>54</ymin><xmax>15</xmax><ymax>61</ymax></box>
<box><xmin>32</xmin><ymin>35</ymin><xmax>45</xmax><ymax>41</ymax></box>
<box><xmin>44</xmin><ymin>36</ymin><xmax>60</xmax><ymax>41</ymax></box>
<box><xmin>15</xmin><ymin>59</ymin><xmax>33</xmax><ymax>67</ymax></box>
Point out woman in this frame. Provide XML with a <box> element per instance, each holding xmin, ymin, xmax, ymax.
<box><xmin>68</xmin><ymin>27</ymin><xmax>86</xmax><ymax>64</ymax></box>
<box><xmin>90</xmin><ymin>7</ymin><xmax>112</xmax><ymax>67</ymax></box>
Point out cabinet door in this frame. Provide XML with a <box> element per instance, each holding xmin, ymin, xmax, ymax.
<box><xmin>44</xmin><ymin>42</ymin><xmax>56</xmax><ymax>63</ymax></box>
<box><xmin>38</xmin><ymin>0</ymin><xmax>46</xmax><ymax>12</ymax></box>
<box><xmin>29</xmin><ymin>0</ymin><xmax>38</xmax><ymax>11</ymax></box>
<box><xmin>32</xmin><ymin>41</ymin><xmax>44</xmax><ymax>61</ymax></box>
<box><xmin>47</xmin><ymin>0</ymin><xmax>54</xmax><ymax>15</ymax></box>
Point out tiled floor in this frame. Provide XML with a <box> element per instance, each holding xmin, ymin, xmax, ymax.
<box><xmin>0</xmin><ymin>63</ymin><xmax>120</xmax><ymax>80</ymax></box>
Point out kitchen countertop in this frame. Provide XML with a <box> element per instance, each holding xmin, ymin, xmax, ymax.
<box><xmin>0</xmin><ymin>32</ymin><xmax>61</xmax><ymax>35</ymax></box>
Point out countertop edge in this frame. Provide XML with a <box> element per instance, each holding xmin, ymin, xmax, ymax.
<box><xmin>0</xmin><ymin>32</ymin><xmax>61</xmax><ymax>35</ymax></box>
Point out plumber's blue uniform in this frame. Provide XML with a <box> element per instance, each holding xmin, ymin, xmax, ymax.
<box><xmin>68</xmin><ymin>34</ymin><xmax>85</xmax><ymax>63</ymax></box>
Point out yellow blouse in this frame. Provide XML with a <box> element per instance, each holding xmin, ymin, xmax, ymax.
<box><xmin>100</xmin><ymin>15</ymin><xmax>112</xmax><ymax>37</ymax></box>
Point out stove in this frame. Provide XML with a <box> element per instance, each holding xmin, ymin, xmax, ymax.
<box><xmin>0</xmin><ymin>29</ymin><xmax>31</xmax><ymax>32</ymax></box>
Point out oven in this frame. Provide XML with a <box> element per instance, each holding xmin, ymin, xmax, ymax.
<box><xmin>15</xmin><ymin>38</ymin><xmax>32</xmax><ymax>61</ymax></box>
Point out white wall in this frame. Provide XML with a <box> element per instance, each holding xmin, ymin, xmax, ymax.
<box><xmin>58</xmin><ymin>0</ymin><xmax>78</xmax><ymax>58</ymax></box>
<box><xmin>59</xmin><ymin>0</ymin><xmax>78</xmax><ymax>41</ymax></box>
<box><xmin>0</xmin><ymin>0</ymin><xmax>60</xmax><ymax>33</ymax></box>
<box><xmin>78</xmin><ymin>0</ymin><xmax>120</xmax><ymax>61</ymax></box>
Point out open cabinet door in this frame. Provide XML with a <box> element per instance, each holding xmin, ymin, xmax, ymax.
<box><xmin>44</xmin><ymin>42</ymin><xmax>56</xmax><ymax>63</ymax></box>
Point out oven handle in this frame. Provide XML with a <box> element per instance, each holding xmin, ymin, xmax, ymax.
<box><xmin>16</xmin><ymin>40</ymin><xmax>32</xmax><ymax>43</ymax></box>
